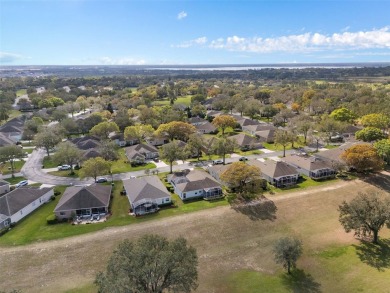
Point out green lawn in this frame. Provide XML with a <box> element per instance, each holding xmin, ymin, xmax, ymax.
<box><xmin>267</xmin><ymin>175</ymin><xmax>339</xmax><ymax>194</ymax></box>
<box><xmin>0</xmin><ymin>160</ymin><xmax>26</xmax><ymax>175</ymax></box>
<box><xmin>23</xmin><ymin>148</ymin><xmax>35</xmax><ymax>154</ymax></box>
<box><xmin>110</xmin><ymin>149</ymin><xmax>156</xmax><ymax>174</ymax></box>
<box><xmin>16</xmin><ymin>89</ymin><xmax>27</xmax><ymax>97</ymax></box>
<box><xmin>3</xmin><ymin>176</ymin><xmax>27</xmax><ymax>185</ymax></box>
<box><xmin>42</xmin><ymin>156</ymin><xmax>59</xmax><ymax>168</ymax></box>
<box><xmin>0</xmin><ymin>180</ymin><xmax>228</xmax><ymax>246</ymax></box>
<box><xmin>153</xmin><ymin>95</ymin><xmax>193</xmax><ymax>106</ymax></box>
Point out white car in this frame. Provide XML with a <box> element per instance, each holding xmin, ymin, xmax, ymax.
<box><xmin>58</xmin><ymin>165</ymin><xmax>71</xmax><ymax>171</ymax></box>
<box><xmin>15</xmin><ymin>180</ymin><xmax>28</xmax><ymax>188</ymax></box>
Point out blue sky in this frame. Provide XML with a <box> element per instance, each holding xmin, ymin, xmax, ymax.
<box><xmin>1</xmin><ymin>0</ymin><xmax>390</xmax><ymax>65</ymax></box>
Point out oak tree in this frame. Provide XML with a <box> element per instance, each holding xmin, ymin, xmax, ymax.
<box><xmin>211</xmin><ymin>115</ymin><xmax>237</xmax><ymax>135</ymax></box>
<box><xmin>273</xmin><ymin>237</ymin><xmax>303</xmax><ymax>274</ymax></box>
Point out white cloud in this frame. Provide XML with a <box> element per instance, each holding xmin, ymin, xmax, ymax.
<box><xmin>177</xmin><ymin>11</ymin><xmax>187</xmax><ymax>20</ymax></box>
<box><xmin>175</xmin><ymin>37</ymin><xmax>207</xmax><ymax>48</ymax></box>
<box><xmin>177</xmin><ymin>27</ymin><xmax>390</xmax><ymax>53</ymax></box>
<box><xmin>0</xmin><ymin>51</ymin><xmax>26</xmax><ymax>63</ymax></box>
<box><xmin>98</xmin><ymin>57</ymin><xmax>146</xmax><ymax>65</ymax></box>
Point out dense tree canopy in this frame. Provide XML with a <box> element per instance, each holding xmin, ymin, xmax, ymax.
<box><xmin>211</xmin><ymin>115</ymin><xmax>237</xmax><ymax>135</ymax></box>
<box><xmin>34</xmin><ymin>130</ymin><xmax>62</xmax><ymax>157</ymax></box>
<box><xmin>95</xmin><ymin>235</ymin><xmax>198</xmax><ymax>293</ymax></box>
<box><xmin>273</xmin><ymin>237</ymin><xmax>303</xmax><ymax>274</ymax></box>
<box><xmin>220</xmin><ymin>162</ymin><xmax>262</xmax><ymax>194</ymax></box>
<box><xmin>339</xmin><ymin>191</ymin><xmax>390</xmax><ymax>244</ymax></box>
<box><xmin>79</xmin><ymin>157</ymin><xmax>111</xmax><ymax>182</ymax></box>
<box><xmin>155</xmin><ymin>121</ymin><xmax>196</xmax><ymax>142</ymax></box>
<box><xmin>355</xmin><ymin>127</ymin><xmax>386</xmax><ymax>142</ymax></box>
<box><xmin>341</xmin><ymin>144</ymin><xmax>383</xmax><ymax>172</ymax></box>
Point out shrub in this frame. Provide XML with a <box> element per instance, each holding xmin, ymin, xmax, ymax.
<box><xmin>46</xmin><ymin>214</ymin><xmax>58</xmax><ymax>225</ymax></box>
<box><xmin>54</xmin><ymin>191</ymin><xmax>61</xmax><ymax>196</ymax></box>
<box><xmin>50</xmin><ymin>195</ymin><xmax>56</xmax><ymax>201</ymax></box>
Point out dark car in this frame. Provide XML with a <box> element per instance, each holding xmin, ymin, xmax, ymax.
<box><xmin>239</xmin><ymin>156</ymin><xmax>248</xmax><ymax>161</ymax></box>
<box><xmin>96</xmin><ymin>177</ymin><xmax>108</xmax><ymax>183</ymax></box>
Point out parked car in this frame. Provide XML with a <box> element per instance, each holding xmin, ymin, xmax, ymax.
<box><xmin>58</xmin><ymin>165</ymin><xmax>71</xmax><ymax>171</ymax></box>
<box><xmin>239</xmin><ymin>156</ymin><xmax>248</xmax><ymax>161</ymax></box>
<box><xmin>15</xmin><ymin>180</ymin><xmax>28</xmax><ymax>188</ymax></box>
<box><xmin>212</xmin><ymin>159</ymin><xmax>224</xmax><ymax>165</ymax></box>
<box><xmin>96</xmin><ymin>177</ymin><xmax>108</xmax><ymax>183</ymax></box>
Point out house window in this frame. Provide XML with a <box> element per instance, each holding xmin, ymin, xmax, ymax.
<box><xmin>20</xmin><ymin>210</ymin><xmax>23</xmax><ymax>215</ymax></box>
<box><xmin>60</xmin><ymin>212</ymin><xmax>65</xmax><ymax>216</ymax></box>
<box><xmin>32</xmin><ymin>201</ymin><xmax>36</xmax><ymax>207</ymax></box>
<box><xmin>183</xmin><ymin>193</ymin><xmax>186</xmax><ymax>199</ymax></box>
<box><xmin>165</xmin><ymin>198</ymin><xmax>170</xmax><ymax>202</ymax></box>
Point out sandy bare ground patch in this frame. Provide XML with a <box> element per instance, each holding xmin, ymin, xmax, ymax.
<box><xmin>0</xmin><ymin>178</ymin><xmax>387</xmax><ymax>293</ymax></box>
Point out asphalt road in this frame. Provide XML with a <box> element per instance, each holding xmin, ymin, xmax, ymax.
<box><xmin>21</xmin><ymin>148</ymin><xmax>294</xmax><ymax>185</ymax></box>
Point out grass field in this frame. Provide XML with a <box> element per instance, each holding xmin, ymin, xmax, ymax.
<box><xmin>0</xmin><ymin>160</ymin><xmax>26</xmax><ymax>175</ymax></box>
<box><xmin>153</xmin><ymin>95</ymin><xmax>192</xmax><ymax>106</ymax></box>
<box><xmin>1</xmin><ymin>175</ymin><xmax>390</xmax><ymax>293</ymax></box>
<box><xmin>16</xmin><ymin>89</ymin><xmax>27</xmax><ymax>97</ymax></box>
<box><xmin>3</xmin><ymin>176</ymin><xmax>27</xmax><ymax>185</ymax></box>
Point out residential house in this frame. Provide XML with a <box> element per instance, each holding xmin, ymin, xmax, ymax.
<box><xmin>207</xmin><ymin>164</ymin><xmax>230</xmax><ymax>183</ymax></box>
<box><xmin>123</xmin><ymin>176</ymin><xmax>171</xmax><ymax>216</ymax></box>
<box><xmin>70</xmin><ymin>135</ymin><xmax>102</xmax><ymax>159</ymax></box>
<box><xmin>229</xmin><ymin>133</ymin><xmax>262</xmax><ymax>151</ymax></box>
<box><xmin>125</xmin><ymin>143</ymin><xmax>159</xmax><ymax>163</ymax></box>
<box><xmin>0</xmin><ymin>187</ymin><xmax>53</xmax><ymax>230</ymax></box>
<box><xmin>236</xmin><ymin>117</ymin><xmax>261</xmax><ymax>128</ymax></box>
<box><xmin>242</xmin><ymin>123</ymin><xmax>276</xmax><ymax>136</ymax></box>
<box><xmin>0</xmin><ymin>180</ymin><xmax>10</xmax><ymax>195</ymax></box>
<box><xmin>146</xmin><ymin>136</ymin><xmax>169</xmax><ymax>146</ymax></box>
<box><xmin>109</xmin><ymin>132</ymin><xmax>139</xmax><ymax>147</ymax></box>
<box><xmin>54</xmin><ymin>184</ymin><xmax>112</xmax><ymax>220</ymax></box>
<box><xmin>167</xmin><ymin>169</ymin><xmax>223</xmax><ymax>200</ymax></box>
<box><xmin>313</xmin><ymin>142</ymin><xmax>369</xmax><ymax>167</ymax></box>
<box><xmin>255</xmin><ymin>129</ymin><xmax>277</xmax><ymax>143</ymax></box>
<box><xmin>0</xmin><ymin>116</ymin><xmax>27</xmax><ymax>144</ymax></box>
<box><xmin>342</xmin><ymin>125</ymin><xmax>363</xmax><ymax>141</ymax></box>
<box><xmin>189</xmin><ymin>117</ymin><xmax>218</xmax><ymax>134</ymax></box>
<box><xmin>247</xmin><ymin>159</ymin><xmax>299</xmax><ymax>187</ymax></box>
<box><xmin>282</xmin><ymin>154</ymin><xmax>336</xmax><ymax>180</ymax></box>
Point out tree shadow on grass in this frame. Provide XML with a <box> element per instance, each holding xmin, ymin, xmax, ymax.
<box><xmin>281</xmin><ymin>269</ymin><xmax>322</xmax><ymax>293</ymax></box>
<box><xmin>230</xmin><ymin>196</ymin><xmax>277</xmax><ymax>221</ymax></box>
<box><xmin>353</xmin><ymin>239</ymin><xmax>390</xmax><ymax>271</ymax></box>
<box><xmin>361</xmin><ymin>172</ymin><xmax>390</xmax><ymax>192</ymax></box>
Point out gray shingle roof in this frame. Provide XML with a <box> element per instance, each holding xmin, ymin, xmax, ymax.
<box><xmin>282</xmin><ymin>155</ymin><xmax>333</xmax><ymax>171</ymax></box>
<box><xmin>123</xmin><ymin>176</ymin><xmax>170</xmax><ymax>204</ymax></box>
<box><xmin>125</xmin><ymin>143</ymin><xmax>159</xmax><ymax>160</ymax></box>
<box><xmin>229</xmin><ymin>133</ymin><xmax>258</xmax><ymax>147</ymax></box>
<box><xmin>54</xmin><ymin>184</ymin><xmax>111</xmax><ymax>212</ymax></box>
<box><xmin>248</xmin><ymin>159</ymin><xmax>298</xmax><ymax>178</ymax></box>
<box><xmin>0</xmin><ymin>187</ymin><xmax>53</xmax><ymax>216</ymax></box>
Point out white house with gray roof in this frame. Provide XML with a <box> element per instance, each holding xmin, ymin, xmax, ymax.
<box><xmin>0</xmin><ymin>187</ymin><xmax>53</xmax><ymax>230</ymax></box>
<box><xmin>167</xmin><ymin>169</ymin><xmax>223</xmax><ymax>200</ymax></box>
<box><xmin>282</xmin><ymin>154</ymin><xmax>336</xmax><ymax>180</ymax></box>
<box><xmin>54</xmin><ymin>184</ymin><xmax>112</xmax><ymax>220</ymax></box>
<box><xmin>247</xmin><ymin>159</ymin><xmax>299</xmax><ymax>188</ymax></box>
<box><xmin>123</xmin><ymin>176</ymin><xmax>171</xmax><ymax>216</ymax></box>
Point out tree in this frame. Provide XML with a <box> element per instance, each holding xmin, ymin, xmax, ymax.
<box><xmin>79</xmin><ymin>157</ymin><xmax>111</xmax><ymax>182</ymax></box>
<box><xmin>95</xmin><ymin>235</ymin><xmax>198</xmax><ymax>293</ymax></box>
<box><xmin>60</xmin><ymin>118</ymin><xmax>79</xmax><ymax>137</ymax></box>
<box><xmin>244</xmin><ymin>99</ymin><xmax>262</xmax><ymax>120</ymax></box>
<box><xmin>290</xmin><ymin>115</ymin><xmax>313</xmax><ymax>144</ymax></box>
<box><xmin>0</xmin><ymin>103</ymin><xmax>11</xmax><ymax>122</ymax></box>
<box><xmin>317</xmin><ymin>115</ymin><xmax>344</xmax><ymax>143</ymax></box>
<box><xmin>274</xmin><ymin>130</ymin><xmax>293</xmax><ymax>157</ymax></box>
<box><xmin>273</xmin><ymin>237</ymin><xmax>303</xmax><ymax>274</ymax></box>
<box><xmin>185</xmin><ymin>133</ymin><xmax>204</xmax><ymax>161</ymax></box>
<box><xmin>220</xmin><ymin>162</ymin><xmax>262</xmax><ymax>194</ymax></box>
<box><xmin>211</xmin><ymin>115</ymin><xmax>237</xmax><ymax>135</ymax></box>
<box><xmin>338</xmin><ymin>191</ymin><xmax>390</xmax><ymax>244</ymax></box>
<box><xmin>53</xmin><ymin>141</ymin><xmax>84</xmax><ymax>174</ymax></box>
<box><xmin>98</xmin><ymin>141</ymin><xmax>119</xmax><ymax>161</ymax></box>
<box><xmin>341</xmin><ymin>144</ymin><xmax>383</xmax><ymax>173</ymax></box>
<box><xmin>90</xmin><ymin>121</ymin><xmax>119</xmax><ymax>140</ymax></box>
<box><xmin>0</xmin><ymin>145</ymin><xmax>25</xmax><ymax>177</ymax></box>
<box><xmin>211</xmin><ymin>137</ymin><xmax>236</xmax><ymax>165</ymax></box>
<box><xmin>355</xmin><ymin>127</ymin><xmax>386</xmax><ymax>142</ymax></box>
<box><xmin>330</xmin><ymin>107</ymin><xmax>356</xmax><ymax>123</ymax></box>
<box><xmin>374</xmin><ymin>139</ymin><xmax>390</xmax><ymax>165</ymax></box>
<box><xmin>262</xmin><ymin>105</ymin><xmax>278</xmax><ymax>121</ymax></box>
<box><xmin>124</xmin><ymin>124</ymin><xmax>154</xmax><ymax>142</ymax></box>
<box><xmin>113</xmin><ymin>108</ymin><xmax>132</xmax><ymax>131</ymax></box>
<box><xmin>160</xmin><ymin>140</ymin><xmax>187</xmax><ymax>173</ymax></box>
<box><xmin>361</xmin><ymin>113</ymin><xmax>390</xmax><ymax>132</ymax></box>
<box><xmin>155</xmin><ymin>121</ymin><xmax>196</xmax><ymax>142</ymax></box>
<box><xmin>76</xmin><ymin>95</ymin><xmax>88</xmax><ymax>112</ymax></box>
<box><xmin>34</xmin><ymin>130</ymin><xmax>62</xmax><ymax>157</ymax></box>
